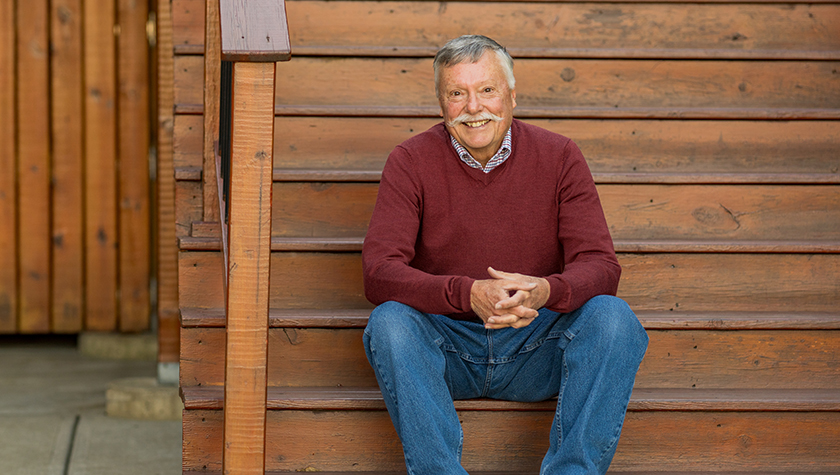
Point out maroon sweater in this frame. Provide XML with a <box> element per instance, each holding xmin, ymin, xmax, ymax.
<box><xmin>362</xmin><ymin>119</ymin><xmax>620</xmax><ymax>320</ymax></box>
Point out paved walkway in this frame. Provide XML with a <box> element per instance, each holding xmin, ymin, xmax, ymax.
<box><xmin>0</xmin><ymin>336</ymin><xmax>181</xmax><ymax>475</ymax></box>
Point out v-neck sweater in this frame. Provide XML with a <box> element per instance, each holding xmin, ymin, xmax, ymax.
<box><xmin>362</xmin><ymin>119</ymin><xmax>621</xmax><ymax>321</ymax></box>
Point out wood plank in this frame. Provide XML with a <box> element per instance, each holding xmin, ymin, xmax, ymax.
<box><xmin>171</xmin><ymin>0</ymin><xmax>203</xmax><ymax>51</ymax></box>
<box><xmin>175</xmin><ymin>56</ymin><xmax>840</xmax><ymax>116</ymax></box>
<box><xmin>173</xmin><ymin>115</ymin><xmax>203</xmax><ymax>170</ymax></box>
<box><xmin>157</xmin><ymin>0</ymin><xmax>179</xmax><ymax>363</ymax></box>
<box><xmin>84</xmin><ymin>0</ymin><xmax>118</xmax><ymax>331</ymax></box>
<box><xmin>202</xmin><ymin>0</ymin><xmax>220</xmax><ymax>222</ymax></box>
<box><xmin>181</xmin><ymin>386</ymin><xmax>840</xmax><ymax>412</ymax></box>
<box><xmin>180</xmin><ymin>327</ymin><xmax>840</xmax><ymax>390</ymax></box>
<box><xmin>219</xmin><ymin>0</ymin><xmax>291</xmax><ymax>62</ymax></box>
<box><xmin>118</xmin><ymin>0</ymin><xmax>151</xmax><ymax>331</ymax></box>
<box><xmin>222</xmin><ymin>61</ymin><xmax>276</xmax><ymax>475</ymax></box>
<box><xmin>182</xmin><ymin>409</ymin><xmax>840</xmax><ymax>472</ymax></box>
<box><xmin>0</xmin><ymin>0</ymin><xmax>17</xmax><ymax>332</ymax></box>
<box><xmin>17</xmin><ymin>0</ymin><xmax>52</xmax><ymax>333</ymax></box>
<box><xmin>179</xmin><ymin>251</ymin><xmax>839</xmax><ymax>312</ymax></box>
<box><xmin>171</xmin><ymin>117</ymin><xmax>840</xmax><ymax>176</ymax></box>
<box><xmin>280</xmin><ymin>58</ymin><xmax>840</xmax><ymax>110</ymax></box>
<box><xmin>176</xmin><ymin>181</ymin><xmax>203</xmax><ymax>238</ymax></box>
<box><xmin>174</xmin><ymin>2</ymin><xmax>840</xmax><ymax>59</ymax></box>
<box><xmin>50</xmin><ymin>0</ymin><xmax>84</xmax><ymax>332</ymax></box>
<box><xmin>267</xmin><ymin>183</ymin><xmax>840</xmax><ymax>241</ymax></box>
<box><xmin>180</xmin><ymin>307</ymin><xmax>840</xmax><ymax>331</ymax></box>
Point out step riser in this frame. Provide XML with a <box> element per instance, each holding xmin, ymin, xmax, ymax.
<box><xmin>182</xmin><ymin>409</ymin><xmax>840</xmax><ymax>472</ymax></box>
<box><xmin>180</xmin><ymin>327</ymin><xmax>840</xmax><ymax>389</ymax></box>
<box><xmin>175</xmin><ymin>116</ymin><xmax>840</xmax><ymax>176</ymax></box>
<box><xmin>179</xmin><ymin>251</ymin><xmax>840</xmax><ymax>312</ymax></box>
<box><xmin>174</xmin><ymin>1</ymin><xmax>840</xmax><ymax>56</ymax></box>
<box><xmin>175</xmin><ymin>56</ymin><xmax>840</xmax><ymax>111</ymax></box>
<box><xmin>177</xmin><ymin>181</ymin><xmax>840</xmax><ymax>241</ymax></box>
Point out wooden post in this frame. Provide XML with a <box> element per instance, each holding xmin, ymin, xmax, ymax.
<box><xmin>219</xmin><ymin>1</ymin><xmax>290</xmax><ymax>473</ymax></box>
<box><xmin>0</xmin><ymin>0</ymin><xmax>17</xmax><ymax>333</ymax></box>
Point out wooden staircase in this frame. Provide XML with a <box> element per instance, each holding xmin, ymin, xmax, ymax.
<box><xmin>171</xmin><ymin>0</ymin><xmax>840</xmax><ymax>472</ymax></box>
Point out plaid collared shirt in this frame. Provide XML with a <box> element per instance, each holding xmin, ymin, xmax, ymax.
<box><xmin>450</xmin><ymin>128</ymin><xmax>512</xmax><ymax>173</ymax></box>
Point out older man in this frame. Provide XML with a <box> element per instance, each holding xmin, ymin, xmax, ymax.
<box><xmin>362</xmin><ymin>35</ymin><xmax>648</xmax><ymax>474</ymax></box>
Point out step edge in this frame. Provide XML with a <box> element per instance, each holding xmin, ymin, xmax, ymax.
<box><xmin>179</xmin><ymin>307</ymin><xmax>840</xmax><ymax>330</ymax></box>
<box><xmin>180</xmin><ymin>386</ymin><xmax>840</xmax><ymax>412</ymax></box>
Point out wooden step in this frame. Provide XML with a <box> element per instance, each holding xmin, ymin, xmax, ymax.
<box><xmin>174</xmin><ymin>56</ymin><xmax>840</xmax><ymax>118</ymax></box>
<box><xmin>181</xmin><ymin>387</ymin><xmax>840</xmax><ymax>473</ymax></box>
<box><xmin>172</xmin><ymin>1</ymin><xmax>840</xmax><ymax>60</ymax></box>
<box><xmin>175</xmin><ymin>182</ymin><xmax>840</xmax><ymax>242</ymax></box>
<box><xmin>179</xmin><ymin>251</ymin><xmax>840</xmax><ymax>312</ymax></box>
<box><xmin>181</xmin><ymin>386</ymin><xmax>840</xmax><ymax>412</ymax></box>
<box><xmin>173</xmin><ymin>116</ymin><xmax>840</xmax><ymax>178</ymax></box>
<box><xmin>179</xmin><ymin>309</ymin><xmax>840</xmax><ymax>389</ymax></box>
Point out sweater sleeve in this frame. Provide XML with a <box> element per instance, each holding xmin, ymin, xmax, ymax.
<box><xmin>362</xmin><ymin>146</ymin><xmax>475</xmax><ymax>314</ymax></box>
<box><xmin>543</xmin><ymin>140</ymin><xmax>622</xmax><ymax>313</ymax></box>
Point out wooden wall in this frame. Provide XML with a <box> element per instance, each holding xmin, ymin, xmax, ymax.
<box><xmin>0</xmin><ymin>0</ymin><xmax>151</xmax><ymax>334</ymax></box>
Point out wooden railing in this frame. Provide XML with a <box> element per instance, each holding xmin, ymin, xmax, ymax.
<box><xmin>217</xmin><ymin>1</ymin><xmax>290</xmax><ymax>473</ymax></box>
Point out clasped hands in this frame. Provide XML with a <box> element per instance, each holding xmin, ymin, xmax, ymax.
<box><xmin>470</xmin><ymin>267</ymin><xmax>550</xmax><ymax>329</ymax></box>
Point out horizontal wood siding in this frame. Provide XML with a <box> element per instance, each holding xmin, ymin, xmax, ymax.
<box><xmin>2</xmin><ymin>0</ymin><xmax>153</xmax><ymax>333</ymax></box>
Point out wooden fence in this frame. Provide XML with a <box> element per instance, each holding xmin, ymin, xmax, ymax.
<box><xmin>0</xmin><ymin>0</ymin><xmax>151</xmax><ymax>333</ymax></box>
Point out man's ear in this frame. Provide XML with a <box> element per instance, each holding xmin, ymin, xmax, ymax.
<box><xmin>511</xmin><ymin>89</ymin><xmax>517</xmax><ymax>109</ymax></box>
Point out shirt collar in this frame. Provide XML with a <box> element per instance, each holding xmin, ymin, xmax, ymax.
<box><xmin>450</xmin><ymin>127</ymin><xmax>512</xmax><ymax>174</ymax></box>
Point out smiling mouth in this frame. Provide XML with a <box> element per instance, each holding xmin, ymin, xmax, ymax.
<box><xmin>464</xmin><ymin>119</ymin><xmax>490</xmax><ymax>128</ymax></box>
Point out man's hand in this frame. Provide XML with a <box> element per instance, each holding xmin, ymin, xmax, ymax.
<box><xmin>470</xmin><ymin>267</ymin><xmax>550</xmax><ymax>330</ymax></box>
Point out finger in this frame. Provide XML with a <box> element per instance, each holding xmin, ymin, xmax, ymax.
<box><xmin>495</xmin><ymin>289</ymin><xmax>528</xmax><ymax>309</ymax></box>
<box><xmin>486</xmin><ymin>313</ymin><xmax>519</xmax><ymax>325</ymax></box>
<box><xmin>489</xmin><ymin>267</ymin><xmax>524</xmax><ymax>281</ymax></box>
<box><xmin>510</xmin><ymin>317</ymin><xmax>536</xmax><ymax>329</ymax></box>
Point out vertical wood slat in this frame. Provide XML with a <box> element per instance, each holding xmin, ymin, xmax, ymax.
<box><xmin>84</xmin><ymin>0</ymin><xmax>119</xmax><ymax>331</ymax></box>
<box><xmin>203</xmin><ymin>0</ymin><xmax>221</xmax><ymax>223</ymax></box>
<box><xmin>223</xmin><ymin>61</ymin><xmax>276</xmax><ymax>475</ymax></box>
<box><xmin>50</xmin><ymin>0</ymin><xmax>84</xmax><ymax>332</ymax></box>
<box><xmin>17</xmin><ymin>0</ymin><xmax>51</xmax><ymax>333</ymax></box>
<box><xmin>118</xmin><ymin>0</ymin><xmax>150</xmax><ymax>331</ymax></box>
<box><xmin>0</xmin><ymin>0</ymin><xmax>17</xmax><ymax>332</ymax></box>
<box><xmin>157</xmin><ymin>0</ymin><xmax>179</xmax><ymax>362</ymax></box>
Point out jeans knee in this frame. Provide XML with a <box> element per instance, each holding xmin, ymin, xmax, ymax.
<box><xmin>584</xmin><ymin>295</ymin><xmax>648</xmax><ymax>359</ymax></box>
<box><xmin>365</xmin><ymin>301</ymin><xmax>432</xmax><ymax>354</ymax></box>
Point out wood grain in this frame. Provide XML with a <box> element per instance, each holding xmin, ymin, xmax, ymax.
<box><xmin>266</xmin><ymin>182</ymin><xmax>840</xmax><ymax>241</ymax></box>
<box><xmin>181</xmin><ymin>326</ymin><xmax>840</xmax><ymax>390</ymax></box>
<box><xmin>17</xmin><ymin>0</ymin><xmax>52</xmax><ymax>332</ymax></box>
<box><xmin>174</xmin><ymin>55</ymin><xmax>840</xmax><ymax>116</ymax></box>
<box><xmin>219</xmin><ymin>0</ymin><xmax>291</xmax><ymax>62</ymax></box>
<box><xmin>179</xmin><ymin>251</ymin><xmax>839</xmax><ymax>312</ymax></box>
<box><xmin>84</xmin><ymin>0</ymin><xmax>118</xmax><ymax>331</ymax></box>
<box><xmin>202</xmin><ymin>0</ymin><xmax>220</xmax><ymax>222</ymax></box>
<box><xmin>173</xmin><ymin>1</ymin><xmax>840</xmax><ymax>59</ymax></box>
<box><xmin>167</xmin><ymin>117</ymin><xmax>840</xmax><ymax>177</ymax></box>
<box><xmin>222</xmin><ymin>61</ymin><xmax>276</xmax><ymax>475</ymax></box>
<box><xmin>182</xmin><ymin>408</ymin><xmax>840</xmax><ymax>472</ymax></box>
<box><xmin>50</xmin><ymin>0</ymin><xmax>84</xmax><ymax>332</ymax></box>
<box><xmin>118</xmin><ymin>0</ymin><xmax>151</xmax><ymax>331</ymax></box>
<box><xmin>0</xmin><ymin>0</ymin><xmax>17</xmax><ymax>332</ymax></box>
<box><xmin>157</xmin><ymin>0</ymin><xmax>179</xmax><ymax>363</ymax></box>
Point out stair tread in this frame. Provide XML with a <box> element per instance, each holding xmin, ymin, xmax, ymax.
<box><xmin>180</xmin><ymin>307</ymin><xmax>840</xmax><ymax>330</ymax></box>
<box><xmin>185</xmin><ymin>472</ymin><xmax>840</xmax><ymax>475</ymax></box>
<box><xmin>179</xmin><ymin>235</ymin><xmax>840</xmax><ymax>254</ymax></box>
<box><xmin>181</xmin><ymin>386</ymin><xmax>840</xmax><ymax>412</ymax></box>
<box><xmin>175</xmin><ymin>166</ymin><xmax>840</xmax><ymax>185</ymax></box>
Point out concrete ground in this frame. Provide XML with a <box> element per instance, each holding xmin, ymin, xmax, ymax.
<box><xmin>0</xmin><ymin>335</ymin><xmax>181</xmax><ymax>475</ymax></box>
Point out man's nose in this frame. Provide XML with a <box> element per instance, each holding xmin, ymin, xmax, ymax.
<box><xmin>466</xmin><ymin>93</ymin><xmax>482</xmax><ymax>114</ymax></box>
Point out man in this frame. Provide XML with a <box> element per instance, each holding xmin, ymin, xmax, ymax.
<box><xmin>362</xmin><ymin>35</ymin><xmax>648</xmax><ymax>474</ymax></box>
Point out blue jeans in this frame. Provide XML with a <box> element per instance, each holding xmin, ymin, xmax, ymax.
<box><xmin>363</xmin><ymin>295</ymin><xmax>648</xmax><ymax>475</ymax></box>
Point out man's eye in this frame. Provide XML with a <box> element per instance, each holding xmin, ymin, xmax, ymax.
<box><xmin>484</xmin><ymin>88</ymin><xmax>493</xmax><ymax>93</ymax></box>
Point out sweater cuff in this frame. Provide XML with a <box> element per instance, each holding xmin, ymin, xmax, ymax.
<box><xmin>456</xmin><ymin>276</ymin><xmax>476</xmax><ymax>314</ymax></box>
<box><xmin>544</xmin><ymin>275</ymin><xmax>571</xmax><ymax>312</ymax></box>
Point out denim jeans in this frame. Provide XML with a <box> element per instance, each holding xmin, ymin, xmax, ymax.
<box><xmin>363</xmin><ymin>295</ymin><xmax>648</xmax><ymax>475</ymax></box>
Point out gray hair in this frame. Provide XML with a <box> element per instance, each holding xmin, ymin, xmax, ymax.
<box><xmin>434</xmin><ymin>35</ymin><xmax>515</xmax><ymax>97</ymax></box>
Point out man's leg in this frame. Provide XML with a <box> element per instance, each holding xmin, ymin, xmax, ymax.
<box><xmin>363</xmin><ymin>301</ymin><xmax>485</xmax><ymax>475</ymax></box>
<box><xmin>488</xmin><ymin>295</ymin><xmax>648</xmax><ymax>475</ymax></box>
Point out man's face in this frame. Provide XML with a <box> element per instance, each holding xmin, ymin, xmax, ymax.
<box><xmin>438</xmin><ymin>52</ymin><xmax>517</xmax><ymax>165</ymax></box>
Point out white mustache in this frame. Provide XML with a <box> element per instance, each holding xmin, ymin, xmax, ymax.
<box><xmin>446</xmin><ymin>112</ymin><xmax>503</xmax><ymax>128</ymax></box>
